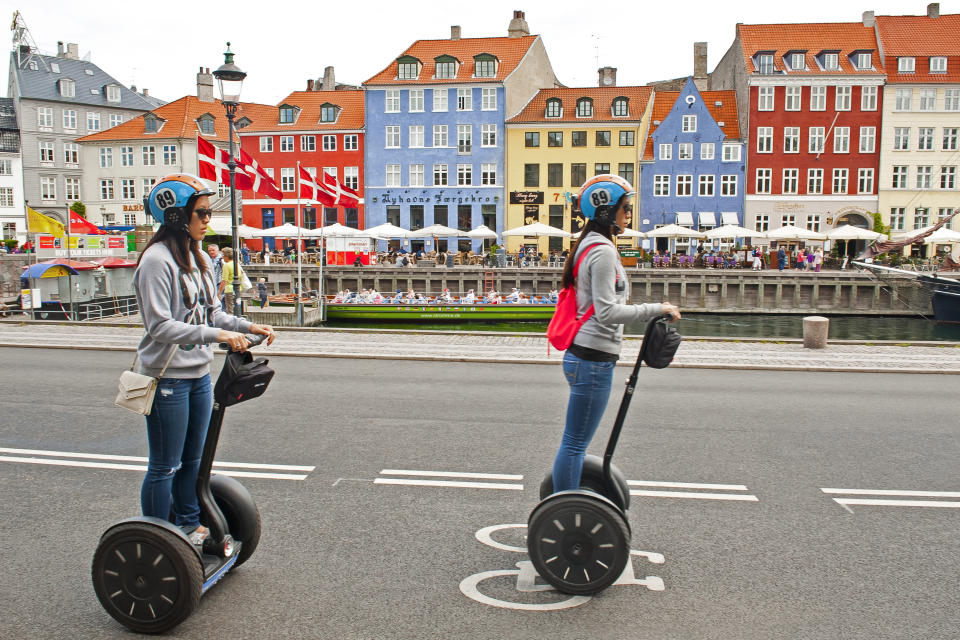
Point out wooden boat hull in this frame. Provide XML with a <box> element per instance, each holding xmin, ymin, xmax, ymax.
<box><xmin>324</xmin><ymin>303</ymin><xmax>555</xmax><ymax>321</ymax></box>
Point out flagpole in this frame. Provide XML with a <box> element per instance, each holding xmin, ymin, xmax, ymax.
<box><xmin>318</xmin><ymin>190</ymin><xmax>324</xmax><ymax>322</ymax></box>
<box><xmin>295</xmin><ymin>162</ymin><xmax>303</xmax><ymax>327</ymax></box>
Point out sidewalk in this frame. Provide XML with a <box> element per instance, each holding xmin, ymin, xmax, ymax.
<box><xmin>1</xmin><ymin>320</ymin><xmax>959</xmax><ymax>373</ymax></box>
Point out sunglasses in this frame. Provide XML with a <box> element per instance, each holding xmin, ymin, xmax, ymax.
<box><xmin>194</xmin><ymin>207</ymin><xmax>213</xmax><ymax>221</ymax></box>
<box><xmin>622</xmin><ymin>204</ymin><xmax>633</xmax><ymax>214</ymax></box>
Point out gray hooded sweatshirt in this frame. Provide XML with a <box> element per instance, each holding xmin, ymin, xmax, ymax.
<box><xmin>572</xmin><ymin>232</ymin><xmax>664</xmax><ymax>357</ymax></box>
<box><xmin>133</xmin><ymin>243</ymin><xmax>252</xmax><ymax>378</ymax></box>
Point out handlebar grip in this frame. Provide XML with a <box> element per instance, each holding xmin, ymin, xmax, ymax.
<box><xmin>218</xmin><ymin>333</ymin><xmax>266</xmax><ymax>351</ymax></box>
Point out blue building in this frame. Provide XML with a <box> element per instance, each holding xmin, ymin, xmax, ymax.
<box><xmin>362</xmin><ymin>12</ymin><xmax>558</xmax><ymax>251</ymax></box>
<box><xmin>639</xmin><ymin>77</ymin><xmax>745</xmax><ymax>253</ymax></box>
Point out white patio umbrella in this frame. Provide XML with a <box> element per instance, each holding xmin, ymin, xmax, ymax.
<box><xmin>250</xmin><ymin>223</ymin><xmax>309</xmax><ymax>237</ymax></box>
<box><xmin>703</xmin><ymin>224</ymin><xmax>759</xmax><ymax>239</ymax></box>
<box><xmin>361</xmin><ymin>223</ymin><xmax>411</xmax><ymax>239</ymax></box>
<box><xmin>573</xmin><ymin>227</ymin><xmax>644</xmax><ymax>238</ymax></box>
<box><xmin>825</xmin><ymin>225</ymin><xmax>885</xmax><ymax>241</ymax></box>
<box><xmin>923</xmin><ymin>227</ymin><xmax>960</xmax><ymax>243</ymax></box>
<box><xmin>302</xmin><ymin>223</ymin><xmax>360</xmax><ymax>237</ymax></box>
<box><xmin>409</xmin><ymin>223</ymin><xmax>464</xmax><ymax>238</ymax></box>
<box><xmin>502</xmin><ymin>222</ymin><xmax>572</xmax><ymax>238</ymax></box>
<box><xmin>207</xmin><ymin>219</ymin><xmax>261</xmax><ymax>238</ymax></box>
<box><xmin>644</xmin><ymin>224</ymin><xmax>706</xmax><ymax>239</ymax></box>
<box><xmin>763</xmin><ymin>224</ymin><xmax>826</xmax><ymax>241</ymax></box>
<box><xmin>466</xmin><ymin>224</ymin><xmax>498</xmax><ymax>240</ymax></box>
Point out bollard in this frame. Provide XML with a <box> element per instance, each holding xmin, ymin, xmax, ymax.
<box><xmin>803</xmin><ymin>315</ymin><xmax>829</xmax><ymax>349</ymax></box>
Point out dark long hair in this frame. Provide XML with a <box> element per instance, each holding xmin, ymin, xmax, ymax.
<box><xmin>561</xmin><ymin>195</ymin><xmax>624</xmax><ymax>288</ymax></box>
<box><xmin>137</xmin><ymin>195</ymin><xmax>209</xmax><ymax>274</ymax></box>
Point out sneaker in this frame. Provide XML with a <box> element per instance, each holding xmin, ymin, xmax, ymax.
<box><xmin>185</xmin><ymin>525</ymin><xmax>210</xmax><ymax>546</ymax></box>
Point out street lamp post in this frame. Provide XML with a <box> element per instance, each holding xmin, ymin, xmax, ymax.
<box><xmin>213</xmin><ymin>42</ymin><xmax>246</xmax><ymax>318</ymax></box>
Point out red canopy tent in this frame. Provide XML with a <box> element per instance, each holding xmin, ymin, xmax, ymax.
<box><xmin>89</xmin><ymin>256</ymin><xmax>137</xmax><ymax>268</ymax></box>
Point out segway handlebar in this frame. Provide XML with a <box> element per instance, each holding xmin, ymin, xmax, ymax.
<box><xmin>217</xmin><ymin>333</ymin><xmax>266</xmax><ymax>351</ymax></box>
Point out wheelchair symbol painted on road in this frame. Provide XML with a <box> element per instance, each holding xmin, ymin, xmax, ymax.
<box><xmin>459</xmin><ymin>524</ymin><xmax>665</xmax><ymax>611</ymax></box>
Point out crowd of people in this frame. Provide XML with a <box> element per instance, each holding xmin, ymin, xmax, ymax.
<box><xmin>329</xmin><ymin>287</ymin><xmax>559</xmax><ymax>305</ymax></box>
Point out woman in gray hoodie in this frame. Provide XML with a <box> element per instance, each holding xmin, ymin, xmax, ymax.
<box><xmin>552</xmin><ymin>175</ymin><xmax>680</xmax><ymax>493</ymax></box>
<box><xmin>135</xmin><ymin>174</ymin><xmax>275</xmax><ymax>545</ymax></box>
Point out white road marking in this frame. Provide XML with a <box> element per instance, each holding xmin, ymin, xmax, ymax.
<box><xmin>0</xmin><ymin>447</ymin><xmax>315</xmax><ymax>471</ymax></box>
<box><xmin>0</xmin><ymin>455</ymin><xmax>309</xmax><ymax>480</ymax></box>
<box><xmin>380</xmin><ymin>468</ymin><xmax>523</xmax><ymax>480</ymax></box>
<box><xmin>628</xmin><ymin>480</ymin><xmax>749</xmax><ymax>491</ymax></box>
<box><xmin>374</xmin><ymin>478</ymin><xmax>523</xmax><ymax>491</ymax></box>
<box><xmin>822</xmin><ymin>488</ymin><xmax>960</xmax><ymax>511</ymax></box>
<box><xmin>376</xmin><ymin>469</ymin><xmax>524</xmax><ymax>491</ymax></box>
<box><xmin>629</xmin><ymin>489</ymin><xmax>759</xmax><ymax>502</ymax></box>
<box><xmin>833</xmin><ymin>498</ymin><xmax>960</xmax><ymax>509</ymax></box>
<box><xmin>822</xmin><ymin>488</ymin><xmax>960</xmax><ymax>498</ymax></box>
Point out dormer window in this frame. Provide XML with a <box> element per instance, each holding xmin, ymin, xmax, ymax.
<box><xmin>50</xmin><ymin>62</ymin><xmax>60</xmax><ymax>73</ymax></box>
<box><xmin>789</xmin><ymin>52</ymin><xmax>806</xmax><ymax>71</ymax></box>
<box><xmin>434</xmin><ymin>55</ymin><xmax>459</xmax><ymax>79</ymax></box>
<box><xmin>319</xmin><ymin>103</ymin><xmax>339</xmax><ymax>123</ymax></box>
<box><xmin>397</xmin><ymin>56</ymin><xmax>421</xmax><ymax>80</ymax></box>
<box><xmin>105</xmin><ymin>84</ymin><xmax>121</xmax><ymax>103</ymax></box>
<box><xmin>612</xmin><ymin>97</ymin><xmax>629</xmax><ymax>117</ymax></box>
<box><xmin>473</xmin><ymin>54</ymin><xmax>498</xmax><ymax>78</ymax></box>
<box><xmin>756</xmin><ymin>53</ymin><xmax>774</xmax><ymax>75</ymax></box>
<box><xmin>821</xmin><ymin>52</ymin><xmax>839</xmax><ymax>71</ymax></box>
<box><xmin>143</xmin><ymin>114</ymin><xmax>164</xmax><ymax>134</ymax></box>
<box><xmin>931</xmin><ymin>56</ymin><xmax>947</xmax><ymax>74</ymax></box>
<box><xmin>576</xmin><ymin>98</ymin><xmax>593</xmax><ymax>118</ymax></box>
<box><xmin>197</xmin><ymin>114</ymin><xmax>215</xmax><ymax>135</ymax></box>
<box><xmin>278</xmin><ymin>104</ymin><xmax>299</xmax><ymax>124</ymax></box>
<box><xmin>855</xmin><ymin>52</ymin><xmax>873</xmax><ymax>70</ymax></box>
<box><xmin>898</xmin><ymin>57</ymin><xmax>915</xmax><ymax>73</ymax></box>
<box><xmin>236</xmin><ymin>117</ymin><xmax>251</xmax><ymax>129</ymax></box>
<box><xmin>58</xmin><ymin>78</ymin><xmax>75</xmax><ymax>98</ymax></box>
<box><xmin>545</xmin><ymin>98</ymin><xmax>562</xmax><ymax>118</ymax></box>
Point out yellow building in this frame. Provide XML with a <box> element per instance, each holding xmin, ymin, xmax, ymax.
<box><xmin>504</xmin><ymin>78</ymin><xmax>654</xmax><ymax>253</ymax></box>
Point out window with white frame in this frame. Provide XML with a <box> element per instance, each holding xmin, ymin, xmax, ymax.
<box><xmin>280</xmin><ymin>167</ymin><xmax>295</xmax><ymax>191</ymax></box>
<box><xmin>895</xmin><ymin>88</ymin><xmax>912</xmax><ymax>111</ymax></box>
<box><xmin>920</xmin><ymin>89</ymin><xmax>937</xmax><ymax>111</ymax></box>
<box><xmin>385</xmin><ymin>126</ymin><xmax>401</xmax><ymax>148</ymax></box>
<box><xmin>106</xmin><ymin>85</ymin><xmax>121</xmax><ymax>102</ymax></box>
<box><xmin>142</xmin><ymin>145</ymin><xmax>155</xmax><ymax>165</ymax></box>
<box><xmin>0</xmin><ymin>159</ymin><xmax>10</xmax><ymax>175</ymax></box>
<box><xmin>676</xmin><ymin>175</ymin><xmax>693</xmax><ymax>196</ymax></box>
<box><xmin>892</xmin><ymin>166</ymin><xmax>908</xmax><ymax>189</ymax></box>
<box><xmin>701</xmin><ymin>143</ymin><xmax>715</xmax><ymax>160</ymax></box>
<box><xmin>682</xmin><ymin>115</ymin><xmax>697</xmax><ymax>132</ymax></box>
<box><xmin>59</xmin><ymin>78</ymin><xmax>75</xmax><ymax>97</ymax></box>
<box><xmin>576</xmin><ymin>98</ymin><xmax>593</xmax><ymax>117</ymax></box>
<box><xmin>721</xmin><ymin>175</ymin><xmax>737</xmax><ymax>196</ymax></box>
<box><xmin>37</xmin><ymin>106</ymin><xmax>53</xmax><ymax>129</ymax></box>
<box><xmin>457</xmin><ymin>163</ymin><xmax>472</xmax><ymax>186</ymax></box>
<box><xmin>0</xmin><ymin>188</ymin><xmax>13</xmax><ymax>207</ymax></box>
<box><xmin>722</xmin><ymin>144</ymin><xmax>740</xmax><ymax>161</ymax></box>
<box><xmin>832</xmin><ymin>168</ymin><xmax>848</xmax><ymax>194</ymax></box>
<box><xmin>123</xmin><ymin>212</ymin><xmax>137</xmax><ymax>226</ymax></box>
<box><xmin>782</xmin><ymin>168</ymin><xmax>799</xmax><ymax>194</ymax></box>
<box><xmin>893</xmin><ymin>127</ymin><xmax>910</xmax><ymax>150</ymax></box>
<box><xmin>861</xmin><ymin>85</ymin><xmax>877</xmax><ymax>111</ymax></box>
<box><xmin>698</xmin><ymin>174</ymin><xmax>715</xmax><ymax>196</ymax></box>
<box><xmin>859</xmin><ymin>127</ymin><xmax>876</xmax><ymax>153</ymax></box>
<box><xmin>807</xmin><ymin>215</ymin><xmax>821</xmax><ymax>232</ymax></box>
<box><xmin>409</xmin><ymin>164</ymin><xmax>424</xmax><ymax>186</ymax></box>
<box><xmin>435</xmin><ymin>60</ymin><xmax>456</xmax><ymax>79</ymax></box>
<box><xmin>758</xmin><ymin>86</ymin><xmax>774</xmax><ymax>111</ymax></box>
<box><xmin>323</xmin><ymin>166</ymin><xmax>337</xmax><ymax>181</ymax></box>
<box><xmin>757</xmin><ymin>127</ymin><xmax>773</xmax><ymax>153</ymax></box>
<box><xmin>659</xmin><ymin>144</ymin><xmax>672</xmax><ymax>160</ymax></box>
<box><xmin>807</xmin><ymin>168</ymin><xmax>823</xmax><ymax>194</ymax></box>
<box><xmin>783</xmin><ymin>127</ymin><xmax>800</xmax><ymax>153</ymax></box>
<box><xmin>835</xmin><ymin>86</ymin><xmax>852</xmax><ymax>111</ymax></box>
<box><xmin>162</xmin><ymin>145</ymin><xmax>177</xmax><ymax>165</ymax></box>
<box><xmin>939</xmin><ymin>207</ymin><xmax>954</xmax><ymax>220</ymax></box>
<box><xmin>856</xmin><ymin>53</ymin><xmax>872</xmax><ymax>70</ymax></box>
<box><xmin>109</xmin><ymin>114</ymin><xmax>123</xmax><ymax>128</ymax></box>
<box><xmin>781</xmin><ymin>214</ymin><xmax>796</xmax><ymax>227</ymax></box>
<box><xmin>944</xmin><ymin>128</ymin><xmax>959</xmax><ymax>151</ymax></box>
<box><xmin>343</xmin><ymin>166</ymin><xmax>359</xmax><ymax>190</ymax></box>
<box><xmin>790</xmin><ymin>52</ymin><xmax>805</xmax><ymax>70</ymax></box>
<box><xmin>918</xmin><ymin>127</ymin><xmax>934</xmax><ymax>150</ymax></box>
<box><xmin>64</xmin><ymin>178</ymin><xmax>80</xmax><ymax>201</ymax></box>
<box><xmin>39</xmin><ymin>141</ymin><xmax>55</xmax><ymax>164</ymax></box>
<box><xmin>898</xmin><ymin>57</ymin><xmax>915</xmax><ymax>73</ymax></box>
<box><xmin>143</xmin><ymin>177</ymin><xmax>156</xmax><ymax>196</ymax></box>
<box><xmin>117</xmin><ymin>145</ymin><xmax>132</xmax><ymax>167</ymax></box>
<box><xmin>654</xmin><ymin>175</ymin><xmax>670</xmax><ymax>196</ymax></box>
<box><xmin>481</xmin><ymin>124</ymin><xmax>496</xmax><ymax>147</ymax></box>
<box><xmin>940</xmin><ymin>166</ymin><xmax>956</xmax><ymax>189</ymax></box>
<box><xmin>823</xmin><ymin>53</ymin><xmax>839</xmax><ymax>70</ymax></box>
<box><xmin>433</xmin><ymin>88</ymin><xmax>448</xmax><ymax>112</ymax></box>
<box><xmin>678</xmin><ymin>143</ymin><xmax>693</xmax><ymax>159</ymax></box>
<box><xmin>946</xmin><ymin>89</ymin><xmax>960</xmax><ymax>111</ymax></box>
<box><xmin>756</xmin><ymin>214</ymin><xmax>770</xmax><ymax>232</ymax></box>
<box><xmin>409</xmin><ymin>89</ymin><xmax>424</xmax><ymax>112</ymax></box>
<box><xmin>98</xmin><ymin>147</ymin><xmax>112</xmax><ymax>167</ymax></box>
<box><xmin>259</xmin><ymin>136</ymin><xmax>273</xmax><ymax>152</ymax></box>
<box><xmin>457</xmin><ymin>125</ymin><xmax>472</xmax><ymax>153</ymax></box>
<box><xmin>481</xmin><ymin>88</ymin><xmax>497</xmax><ymax>111</ymax></box>
<box><xmin>385</xmin><ymin>164</ymin><xmax>401</xmax><ymax>187</ymax></box>
<box><xmin>810</xmin><ymin>85</ymin><xmax>826</xmax><ymax>111</ymax></box>
<box><xmin>87</xmin><ymin>112</ymin><xmax>100</xmax><ymax>131</ymax></box>
<box><xmin>833</xmin><ymin>127</ymin><xmax>850</xmax><ymax>153</ymax></box>
<box><xmin>121</xmin><ymin>178</ymin><xmax>136</xmax><ymax>200</ymax></box>
<box><xmin>545</xmin><ymin>98</ymin><xmax>562</xmax><ymax>118</ymax></box>
<box><xmin>858</xmin><ymin>168</ymin><xmax>874</xmax><ymax>194</ymax></box>
<box><xmin>457</xmin><ymin>88</ymin><xmax>472</xmax><ymax>111</ymax></box>
<box><xmin>301</xmin><ymin>135</ymin><xmax>316</xmax><ymax>152</ymax></box>
<box><xmin>890</xmin><ymin>207</ymin><xmax>905</xmax><ymax>231</ymax></box>
<box><xmin>433</xmin><ymin>164</ymin><xmax>448</xmax><ymax>186</ymax></box>
<box><xmin>99</xmin><ymin>179</ymin><xmax>113</xmax><ymax>200</ymax></box>
<box><xmin>613</xmin><ymin>98</ymin><xmax>628</xmax><ymax>117</ymax></box>
<box><xmin>756</xmin><ymin>168</ymin><xmax>772</xmax><ymax>194</ymax></box>
<box><xmin>40</xmin><ymin>177</ymin><xmax>56</xmax><ymax>200</ymax></box>
<box><xmin>757</xmin><ymin>54</ymin><xmax>774</xmax><ymax>74</ymax></box>
<box><xmin>931</xmin><ymin>56</ymin><xmax>947</xmax><ymax>74</ymax></box>
<box><xmin>343</xmin><ymin>134</ymin><xmax>358</xmax><ymax>151</ymax></box>
<box><xmin>808</xmin><ymin>126</ymin><xmax>825</xmax><ymax>154</ymax></box>
<box><xmin>434</xmin><ymin>125</ymin><xmax>448</xmax><ymax>147</ymax></box>
<box><xmin>385</xmin><ymin>90</ymin><xmax>400</xmax><ymax>113</ymax></box>
<box><xmin>785</xmin><ymin>86</ymin><xmax>801</xmax><ymax>111</ymax></box>
<box><xmin>481</xmin><ymin>163</ymin><xmax>496</xmax><ymax>185</ymax></box>
<box><xmin>914</xmin><ymin>207</ymin><xmax>929</xmax><ymax>228</ymax></box>
<box><xmin>409</xmin><ymin>126</ymin><xmax>424</xmax><ymax>148</ymax></box>
<box><xmin>322</xmin><ymin>135</ymin><xmax>336</xmax><ymax>151</ymax></box>
<box><xmin>916</xmin><ymin>166</ymin><xmax>932</xmax><ymax>189</ymax></box>
<box><xmin>280</xmin><ymin>136</ymin><xmax>294</xmax><ymax>151</ymax></box>
<box><xmin>62</xmin><ymin>109</ymin><xmax>77</xmax><ymax>130</ymax></box>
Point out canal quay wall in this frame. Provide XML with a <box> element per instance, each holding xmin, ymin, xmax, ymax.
<box><xmin>245</xmin><ymin>264</ymin><xmax>933</xmax><ymax>317</ymax></box>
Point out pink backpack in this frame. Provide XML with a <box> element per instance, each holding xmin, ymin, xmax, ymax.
<box><xmin>546</xmin><ymin>244</ymin><xmax>602</xmax><ymax>351</ymax></box>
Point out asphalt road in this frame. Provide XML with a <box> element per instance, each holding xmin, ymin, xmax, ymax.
<box><xmin>2</xmin><ymin>348</ymin><xmax>959</xmax><ymax>639</ymax></box>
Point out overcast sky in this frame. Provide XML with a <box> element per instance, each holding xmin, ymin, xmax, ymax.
<box><xmin>4</xmin><ymin>0</ymin><xmax>955</xmax><ymax>106</ymax></box>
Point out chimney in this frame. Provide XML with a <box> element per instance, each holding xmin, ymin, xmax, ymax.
<box><xmin>322</xmin><ymin>66</ymin><xmax>336</xmax><ymax>91</ymax></box>
<box><xmin>862</xmin><ymin>10</ymin><xmax>875</xmax><ymax>27</ymax></box>
<box><xmin>928</xmin><ymin>2</ymin><xmax>940</xmax><ymax>18</ymax></box>
<box><xmin>130</xmin><ymin>84</ymin><xmax>137</xmax><ymax>92</ymax></box>
<box><xmin>197</xmin><ymin>66</ymin><xmax>214</xmax><ymax>102</ymax></box>
<box><xmin>508</xmin><ymin>10</ymin><xmax>529</xmax><ymax>38</ymax></box>
<box><xmin>451</xmin><ymin>25</ymin><xmax>461</xmax><ymax>40</ymax></box>
<box><xmin>598</xmin><ymin>67</ymin><xmax>617</xmax><ymax>87</ymax></box>
<box><xmin>57</xmin><ymin>41</ymin><xmax>64</xmax><ymax>57</ymax></box>
<box><xmin>694</xmin><ymin>42</ymin><xmax>708</xmax><ymax>78</ymax></box>
<box><xmin>142</xmin><ymin>88</ymin><xmax>149</xmax><ymax>97</ymax></box>
<box><xmin>66</xmin><ymin>43</ymin><xmax>79</xmax><ymax>60</ymax></box>
<box><xmin>307</xmin><ymin>78</ymin><xmax>315</xmax><ymax>91</ymax></box>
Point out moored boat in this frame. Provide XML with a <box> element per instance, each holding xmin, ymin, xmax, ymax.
<box><xmin>323</xmin><ymin>302</ymin><xmax>555</xmax><ymax>321</ymax></box>
<box><xmin>853</xmin><ymin>262</ymin><xmax>960</xmax><ymax>324</ymax></box>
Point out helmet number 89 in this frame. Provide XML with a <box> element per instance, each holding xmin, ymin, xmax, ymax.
<box><xmin>590</xmin><ymin>189</ymin><xmax>611</xmax><ymax>208</ymax></box>
<box><xmin>155</xmin><ymin>188</ymin><xmax>177</xmax><ymax>210</ymax></box>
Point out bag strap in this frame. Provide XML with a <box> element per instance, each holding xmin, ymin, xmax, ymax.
<box><xmin>572</xmin><ymin>243</ymin><xmax>603</xmax><ymax>280</ymax></box>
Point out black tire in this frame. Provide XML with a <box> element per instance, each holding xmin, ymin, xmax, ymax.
<box><xmin>527</xmin><ymin>493</ymin><xmax>631</xmax><ymax>595</ymax></box>
<box><xmin>91</xmin><ymin>523</ymin><xmax>202</xmax><ymax>634</ymax></box>
<box><xmin>206</xmin><ymin>474</ymin><xmax>262</xmax><ymax>566</ymax></box>
<box><xmin>539</xmin><ymin>455</ymin><xmax>631</xmax><ymax>511</ymax></box>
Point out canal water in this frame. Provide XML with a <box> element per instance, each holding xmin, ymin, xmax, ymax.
<box><xmin>323</xmin><ymin>314</ymin><xmax>960</xmax><ymax>341</ymax></box>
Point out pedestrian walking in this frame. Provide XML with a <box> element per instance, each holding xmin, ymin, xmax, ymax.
<box><xmin>219</xmin><ymin>247</ymin><xmax>247</xmax><ymax>314</ymax></box>
<box><xmin>777</xmin><ymin>245</ymin><xmax>787</xmax><ymax>271</ymax></box>
<box><xmin>257</xmin><ymin>278</ymin><xmax>268</xmax><ymax>307</ymax></box>
<box><xmin>206</xmin><ymin>243</ymin><xmax>222</xmax><ymax>307</ymax></box>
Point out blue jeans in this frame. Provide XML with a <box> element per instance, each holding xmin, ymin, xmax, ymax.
<box><xmin>552</xmin><ymin>352</ymin><xmax>615</xmax><ymax>492</ymax></box>
<box><xmin>141</xmin><ymin>374</ymin><xmax>213</xmax><ymax>529</ymax></box>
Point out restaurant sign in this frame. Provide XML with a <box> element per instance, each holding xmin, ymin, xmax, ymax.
<box><xmin>509</xmin><ymin>191</ymin><xmax>544</xmax><ymax>205</ymax></box>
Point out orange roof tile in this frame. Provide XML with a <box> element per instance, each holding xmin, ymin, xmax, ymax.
<box><xmin>238</xmin><ymin>90</ymin><xmax>364</xmax><ymax>132</ymax></box>
<box><xmin>76</xmin><ymin>95</ymin><xmax>275</xmax><ymax>143</ymax></box>
<box><xmin>876</xmin><ymin>14</ymin><xmax>960</xmax><ymax>83</ymax></box>
<box><xmin>641</xmin><ymin>90</ymin><xmax>740</xmax><ymax>161</ymax></box>
<box><xmin>364</xmin><ymin>36</ymin><xmax>538</xmax><ymax>85</ymax></box>
<box><xmin>737</xmin><ymin>22</ymin><xmax>884</xmax><ymax>76</ymax></box>
<box><xmin>507</xmin><ymin>86</ymin><xmax>653</xmax><ymax>124</ymax></box>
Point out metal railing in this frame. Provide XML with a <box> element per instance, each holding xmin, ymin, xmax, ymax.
<box><xmin>76</xmin><ymin>297</ymin><xmax>139</xmax><ymax>321</ymax></box>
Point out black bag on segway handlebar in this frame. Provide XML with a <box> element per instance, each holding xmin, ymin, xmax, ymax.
<box><xmin>214</xmin><ymin>351</ymin><xmax>275</xmax><ymax>406</ymax></box>
<box><xmin>642</xmin><ymin>318</ymin><xmax>682</xmax><ymax>369</ymax></box>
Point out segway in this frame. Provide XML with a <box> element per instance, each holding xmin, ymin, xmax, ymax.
<box><xmin>92</xmin><ymin>335</ymin><xmax>274</xmax><ymax>633</ymax></box>
<box><xmin>527</xmin><ymin>315</ymin><xmax>680</xmax><ymax>595</ymax></box>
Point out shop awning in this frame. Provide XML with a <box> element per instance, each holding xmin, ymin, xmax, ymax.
<box><xmin>676</xmin><ymin>212</ymin><xmax>694</xmax><ymax>226</ymax></box>
<box><xmin>721</xmin><ymin>212</ymin><xmax>740</xmax><ymax>225</ymax></box>
<box><xmin>698</xmin><ymin>212</ymin><xmax>716</xmax><ymax>227</ymax></box>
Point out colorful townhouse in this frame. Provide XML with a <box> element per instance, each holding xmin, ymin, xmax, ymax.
<box><xmin>505</xmin><ymin>71</ymin><xmax>653</xmax><ymax>253</ymax></box>
<box><xmin>638</xmin><ymin>77</ymin><xmax>743</xmax><ymax>253</ymax></box>
<box><xmin>0</xmin><ymin>98</ymin><xmax>25</xmax><ymax>244</ymax></box>
<box><xmin>712</xmin><ymin>18</ymin><xmax>885</xmax><ymax>236</ymax></box>
<box><xmin>874</xmin><ymin>6</ymin><xmax>960</xmax><ymax>246</ymax></box>
<box><xmin>239</xmin><ymin>72</ymin><xmax>364</xmax><ymax>249</ymax></box>
<box><xmin>362</xmin><ymin>11</ymin><xmax>559</xmax><ymax>252</ymax></box>
<box><xmin>77</xmin><ymin>68</ymin><xmax>274</xmax><ymax>229</ymax></box>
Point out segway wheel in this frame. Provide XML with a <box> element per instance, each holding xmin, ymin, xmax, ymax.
<box><xmin>527</xmin><ymin>493</ymin><xmax>630</xmax><ymax>595</ymax></box>
<box><xmin>207</xmin><ymin>474</ymin><xmax>262</xmax><ymax>566</ymax></box>
<box><xmin>92</xmin><ymin>523</ymin><xmax>202</xmax><ymax>634</ymax></box>
<box><xmin>539</xmin><ymin>454</ymin><xmax>631</xmax><ymax>511</ymax></box>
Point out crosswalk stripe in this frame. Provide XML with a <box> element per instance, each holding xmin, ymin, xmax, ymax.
<box><xmin>379</xmin><ymin>469</ymin><xmax>523</xmax><ymax>480</ymax></box>
<box><xmin>0</xmin><ymin>447</ymin><xmax>315</xmax><ymax>472</ymax></box>
<box><xmin>629</xmin><ymin>489</ymin><xmax>759</xmax><ymax>502</ymax></box>
<box><xmin>374</xmin><ymin>478</ymin><xmax>523</xmax><ymax>490</ymax></box>
<box><xmin>0</xmin><ymin>455</ymin><xmax>308</xmax><ymax>480</ymax></box>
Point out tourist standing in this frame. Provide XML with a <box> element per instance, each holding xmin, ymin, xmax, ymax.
<box><xmin>206</xmin><ymin>243</ymin><xmax>223</xmax><ymax>308</ymax></box>
<box><xmin>777</xmin><ymin>245</ymin><xmax>787</xmax><ymax>271</ymax></box>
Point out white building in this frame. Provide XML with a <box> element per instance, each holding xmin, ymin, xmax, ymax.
<box><xmin>0</xmin><ymin>98</ymin><xmax>25</xmax><ymax>244</ymax></box>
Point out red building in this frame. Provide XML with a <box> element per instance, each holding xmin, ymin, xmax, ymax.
<box><xmin>713</xmin><ymin>19</ymin><xmax>885</xmax><ymax>235</ymax></box>
<box><xmin>239</xmin><ymin>80</ymin><xmax>364</xmax><ymax>248</ymax></box>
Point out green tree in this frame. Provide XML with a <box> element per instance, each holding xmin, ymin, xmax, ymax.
<box><xmin>871</xmin><ymin>211</ymin><xmax>889</xmax><ymax>235</ymax></box>
<box><xmin>70</xmin><ymin>201</ymin><xmax>87</xmax><ymax>219</ymax></box>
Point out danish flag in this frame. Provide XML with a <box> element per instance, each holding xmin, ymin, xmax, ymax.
<box><xmin>238</xmin><ymin>147</ymin><xmax>283</xmax><ymax>200</ymax></box>
<box><xmin>321</xmin><ymin>172</ymin><xmax>360</xmax><ymax>208</ymax></box>
<box><xmin>197</xmin><ymin>135</ymin><xmax>252</xmax><ymax>190</ymax></box>
<box><xmin>298</xmin><ymin>164</ymin><xmax>361</xmax><ymax>207</ymax></box>
<box><xmin>298</xmin><ymin>164</ymin><xmax>330</xmax><ymax>204</ymax></box>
